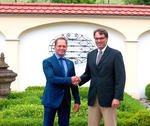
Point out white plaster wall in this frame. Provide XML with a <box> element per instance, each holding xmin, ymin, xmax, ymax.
<box><xmin>0</xmin><ymin>33</ymin><xmax>5</xmax><ymax>54</ymax></box>
<box><xmin>138</xmin><ymin>31</ymin><xmax>150</xmax><ymax>97</ymax></box>
<box><xmin>19</xmin><ymin>22</ymin><xmax>125</xmax><ymax>90</ymax></box>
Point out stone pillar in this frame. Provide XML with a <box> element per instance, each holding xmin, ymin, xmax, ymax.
<box><xmin>5</xmin><ymin>39</ymin><xmax>19</xmax><ymax>91</ymax></box>
<box><xmin>124</xmin><ymin>40</ymin><xmax>139</xmax><ymax>98</ymax></box>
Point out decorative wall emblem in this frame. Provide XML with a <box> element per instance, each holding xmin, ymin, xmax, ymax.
<box><xmin>48</xmin><ymin>33</ymin><xmax>95</xmax><ymax>64</ymax></box>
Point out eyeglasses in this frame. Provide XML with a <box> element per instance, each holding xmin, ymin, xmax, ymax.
<box><xmin>94</xmin><ymin>37</ymin><xmax>106</xmax><ymax>41</ymax></box>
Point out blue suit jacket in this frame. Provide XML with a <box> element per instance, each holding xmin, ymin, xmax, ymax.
<box><xmin>42</xmin><ymin>54</ymin><xmax>80</xmax><ymax>108</ymax></box>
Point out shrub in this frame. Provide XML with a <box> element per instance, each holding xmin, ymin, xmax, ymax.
<box><xmin>0</xmin><ymin>118</ymin><xmax>43</xmax><ymax>126</ymax></box>
<box><xmin>118</xmin><ymin>118</ymin><xmax>138</xmax><ymax>126</ymax></box>
<box><xmin>119</xmin><ymin>93</ymin><xmax>146</xmax><ymax>113</ymax></box>
<box><xmin>79</xmin><ymin>87</ymin><xmax>88</xmax><ymax>100</ymax></box>
<box><xmin>0</xmin><ymin>99</ymin><xmax>12</xmax><ymax>110</ymax></box>
<box><xmin>25</xmin><ymin>86</ymin><xmax>44</xmax><ymax>92</ymax></box>
<box><xmin>70</xmin><ymin>117</ymin><xmax>88</xmax><ymax>126</ymax></box>
<box><xmin>1</xmin><ymin>104</ymin><xmax>43</xmax><ymax>119</ymax></box>
<box><xmin>0</xmin><ymin>86</ymin><xmax>150</xmax><ymax>126</ymax></box>
<box><xmin>145</xmin><ymin>84</ymin><xmax>150</xmax><ymax>99</ymax></box>
<box><xmin>117</xmin><ymin>111</ymin><xmax>138</xmax><ymax>126</ymax></box>
<box><xmin>117</xmin><ymin>111</ymin><xmax>133</xmax><ymax>119</ymax></box>
<box><xmin>7</xmin><ymin>91</ymin><xmax>26</xmax><ymax>99</ymax></box>
<box><xmin>134</xmin><ymin>110</ymin><xmax>150</xmax><ymax>126</ymax></box>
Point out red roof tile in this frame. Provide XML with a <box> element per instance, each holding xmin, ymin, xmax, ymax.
<box><xmin>0</xmin><ymin>2</ymin><xmax>150</xmax><ymax>16</ymax></box>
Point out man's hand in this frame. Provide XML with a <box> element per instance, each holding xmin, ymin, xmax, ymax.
<box><xmin>111</xmin><ymin>99</ymin><xmax>120</xmax><ymax>108</ymax></box>
<box><xmin>73</xmin><ymin>103</ymin><xmax>80</xmax><ymax>112</ymax></box>
<box><xmin>71</xmin><ymin>76</ymin><xmax>81</xmax><ymax>86</ymax></box>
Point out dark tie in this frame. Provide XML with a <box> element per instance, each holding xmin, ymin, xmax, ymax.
<box><xmin>59</xmin><ymin>58</ymin><xmax>66</xmax><ymax>76</ymax></box>
<box><xmin>96</xmin><ymin>50</ymin><xmax>103</xmax><ymax>65</ymax></box>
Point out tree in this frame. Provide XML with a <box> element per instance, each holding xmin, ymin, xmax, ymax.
<box><xmin>143</xmin><ymin>0</ymin><xmax>150</xmax><ymax>5</ymax></box>
<box><xmin>124</xmin><ymin>0</ymin><xmax>150</xmax><ymax>5</ymax></box>
<box><xmin>51</xmin><ymin>0</ymin><xmax>96</xmax><ymax>3</ymax></box>
<box><xmin>14</xmin><ymin>0</ymin><xmax>50</xmax><ymax>3</ymax></box>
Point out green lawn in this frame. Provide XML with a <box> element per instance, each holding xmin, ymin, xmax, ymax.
<box><xmin>0</xmin><ymin>86</ymin><xmax>150</xmax><ymax>126</ymax></box>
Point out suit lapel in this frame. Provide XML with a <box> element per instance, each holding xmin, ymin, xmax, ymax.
<box><xmin>94</xmin><ymin>49</ymin><xmax>98</xmax><ymax>67</ymax></box>
<box><xmin>54</xmin><ymin>55</ymin><xmax>71</xmax><ymax>76</ymax></box>
<box><xmin>98</xmin><ymin>46</ymin><xmax>110</xmax><ymax>66</ymax></box>
<box><xmin>51</xmin><ymin>54</ymin><xmax>65</xmax><ymax>75</ymax></box>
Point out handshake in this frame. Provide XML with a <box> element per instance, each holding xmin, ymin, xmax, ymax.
<box><xmin>71</xmin><ymin>76</ymin><xmax>81</xmax><ymax>86</ymax></box>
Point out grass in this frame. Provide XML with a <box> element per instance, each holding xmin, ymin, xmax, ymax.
<box><xmin>0</xmin><ymin>86</ymin><xmax>150</xmax><ymax>126</ymax></box>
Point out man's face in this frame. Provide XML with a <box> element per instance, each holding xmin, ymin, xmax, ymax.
<box><xmin>94</xmin><ymin>32</ymin><xmax>108</xmax><ymax>50</ymax></box>
<box><xmin>54</xmin><ymin>39</ymin><xmax>67</xmax><ymax>57</ymax></box>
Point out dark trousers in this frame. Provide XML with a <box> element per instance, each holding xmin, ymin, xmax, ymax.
<box><xmin>43</xmin><ymin>99</ymin><xmax>70</xmax><ymax>126</ymax></box>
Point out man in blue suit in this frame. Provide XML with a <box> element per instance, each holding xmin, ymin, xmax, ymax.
<box><xmin>42</xmin><ymin>37</ymin><xmax>80</xmax><ymax>126</ymax></box>
<box><xmin>73</xmin><ymin>28</ymin><xmax>126</xmax><ymax>126</ymax></box>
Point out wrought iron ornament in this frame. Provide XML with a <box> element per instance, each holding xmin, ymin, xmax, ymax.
<box><xmin>48</xmin><ymin>33</ymin><xmax>95</xmax><ymax>64</ymax></box>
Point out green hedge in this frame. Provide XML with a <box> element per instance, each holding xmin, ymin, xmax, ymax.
<box><xmin>145</xmin><ymin>84</ymin><xmax>150</xmax><ymax>99</ymax></box>
<box><xmin>0</xmin><ymin>119</ymin><xmax>43</xmax><ymax>126</ymax></box>
<box><xmin>0</xmin><ymin>86</ymin><xmax>150</xmax><ymax>126</ymax></box>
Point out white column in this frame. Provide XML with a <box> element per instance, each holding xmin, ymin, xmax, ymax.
<box><xmin>5</xmin><ymin>39</ymin><xmax>19</xmax><ymax>91</ymax></box>
<box><xmin>124</xmin><ymin>40</ymin><xmax>139</xmax><ymax>99</ymax></box>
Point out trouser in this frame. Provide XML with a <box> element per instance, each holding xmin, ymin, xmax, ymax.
<box><xmin>43</xmin><ymin>99</ymin><xmax>70</xmax><ymax>126</ymax></box>
<box><xmin>88</xmin><ymin>97</ymin><xmax>117</xmax><ymax>126</ymax></box>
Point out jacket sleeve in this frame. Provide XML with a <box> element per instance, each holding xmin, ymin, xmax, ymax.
<box><xmin>114</xmin><ymin>52</ymin><xmax>126</xmax><ymax>100</ymax></box>
<box><xmin>69</xmin><ymin>62</ymin><xmax>80</xmax><ymax>104</ymax></box>
<box><xmin>79</xmin><ymin>53</ymin><xmax>91</xmax><ymax>86</ymax></box>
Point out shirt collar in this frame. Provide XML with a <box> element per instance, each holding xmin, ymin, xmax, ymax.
<box><xmin>98</xmin><ymin>45</ymin><xmax>107</xmax><ymax>53</ymax></box>
<box><xmin>55</xmin><ymin>53</ymin><xmax>65</xmax><ymax>60</ymax></box>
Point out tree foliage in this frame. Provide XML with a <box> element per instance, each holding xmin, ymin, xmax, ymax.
<box><xmin>124</xmin><ymin>0</ymin><xmax>150</xmax><ymax>5</ymax></box>
<box><xmin>10</xmin><ymin>0</ymin><xmax>96</xmax><ymax>3</ymax></box>
<box><xmin>1</xmin><ymin>0</ymin><xmax>150</xmax><ymax>5</ymax></box>
<box><xmin>51</xmin><ymin>0</ymin><xmax>96</xmax><ymax>4</ymax></box>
